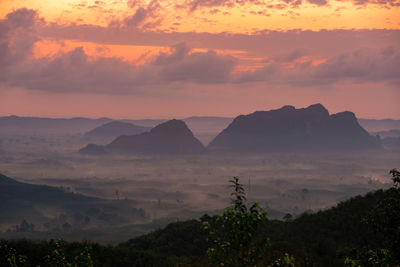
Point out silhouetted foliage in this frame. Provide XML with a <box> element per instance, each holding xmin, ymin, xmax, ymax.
<box><xmin>344</xmin><ymin>169</ymin><xmax>400</xmax><ymax>266</ymax></box>
<box><xmin>1</xmin><ymin>170</ymin><xmax>399</xmax><ymax>266</ymax></box>
<box><xmin>203</xmin><ymin>177</ymin><xmax>270</xmax><ymax>266</ymax></box>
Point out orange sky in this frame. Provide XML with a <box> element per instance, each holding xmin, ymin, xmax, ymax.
<box><xmin>1</xmin><ymin>0</ymin><xmax>399</xmax><ymax>32</ymax></box>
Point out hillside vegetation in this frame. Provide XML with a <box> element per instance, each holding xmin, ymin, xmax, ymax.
<box><xmin>1</xmin><ymin>170</ymin><xmax>399</xmax><ymax>266</ymax></box>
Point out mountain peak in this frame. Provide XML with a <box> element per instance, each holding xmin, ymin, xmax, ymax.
<box><xmin>279</xmin><ymin>105</ymin><xmax>296</xmax><ymax>111</ymax></box>
<box><xmin>306</xmin><ymin>103</ymin><xmax>329</xmax><ymax>113</ymax></box>
<box><xmin>150</xmin><ymin>119</ymin><xmax>193</xmax><ymax>137</ymax></box>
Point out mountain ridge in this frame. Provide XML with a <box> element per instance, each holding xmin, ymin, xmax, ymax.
<box><xmin>83</xmin><ymin>121</ymin><xmax>151</xmax><ymax>143</ymax></box>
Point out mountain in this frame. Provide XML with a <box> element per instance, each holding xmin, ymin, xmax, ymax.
<box><xmin>358</xmin><ymin>118</ymin><xmax>400</xmax><ymax>132</ymax></box>
<box><xmin>78</xmin><ymin>144</ymin><xmax>107</xmax><ymax>155</ymax></box>
<box><xmin>107</xmin><ymin>119</ymin><xmax>206</xmax><ymax>154</ymax></box>
<box><xmin>0</xmin><ymin>115</ymin><xmax>111</xmax><ymax>136</ymax></box>
<box><xmin>83</xmin><ymin>121</ymin><xmax>151</xmax><ymax>144</ymax></box>
<box><xmin>80</xmin><ymin>120</ymin><xmax>206</xmax><ymax>155</ymax></box>
<box><xmin>208</xmin><ymin>104</ymin><xmax>382</xmax><ymax>152</ymax></box>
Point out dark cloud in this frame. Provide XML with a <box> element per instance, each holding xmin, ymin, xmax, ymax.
<box><xmin>5</xmin><ymin>8</ymin><xmax>38</xmax><ymax>28</ymax></box>
<box><xmin>181</xmin><ymin>0</ymin><xmax>267</xmax><ymax>11</ymax></box>
<box><xmin>349</xmin><ymin>0</ymin><xmax>400</xmax><ymax>6</ymax></box>
<box><xmin>185</xmin><ymin>0</ymin><xmax>234</xmax><ymax>11</ymax></box>
<box><xmin>282</xmin><ymin>0</ymin><xmax>303</xmax><ymax>7</ymax></box>
<box><xmin>154</xmin><ymin>42</ymin><xmax>190</xmax><ymax>64</ymax></box>
<box><xmin>125</xmin><ymin>7</ymin><xmax>148</xmax><ymax>27</ymax></box>
<box><xmin>177</xmin><ymin>0</ymin><xmax>400</xmax><ymax>10</ymax></box>
<box><xmin>307</xmin><ymin>0</ymin><xmax>328</xmax><ymax>5</ymax></box>
<box><xmin>124</xmin><ymin>0</ymin><xmax>161</xmax><ymax>29</ymax></box>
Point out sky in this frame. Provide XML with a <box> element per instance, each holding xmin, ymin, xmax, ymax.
<box><xmin>0</xmin><ymin>0</ymin><xmax>399</xmax><ymax>119</ymax></box>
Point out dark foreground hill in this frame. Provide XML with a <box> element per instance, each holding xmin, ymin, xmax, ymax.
<box><xmin>1</xmin><ymin>176</ymin><xmax>399</xmax><ymax>266</ymax></box>
<box><xmin>80</xmin><ymin>119</ymin><xmax>206</xmax><ymax>155</ymax></box>
<box><xmin>0</xmin><ymin>174</ymin><xmax>145</xmax><ymax>229</ymax></box>
<box><xmin>209</xmin><ymin>104</ymin><xmax>381</xmax><ymax>152</ymax></box>
<box><xmin>83</xmin><ymin>121</ymin><xmax>151</xmax><ymax>144</ymax></box>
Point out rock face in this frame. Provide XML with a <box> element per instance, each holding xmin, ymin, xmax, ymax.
<box><xmin>106</xmin><ymin>119</ymin><xmax>206</xmax><ymax>154</ymax></box>
<box><xmin>208</xmin><ymin>104</ymin><xmax>382</xmax><ymax>152</ymax></box>
<box><xmin>84</xmin><ymin>121</ymin><xmax>150</xmax><ymax>143</ymax></box>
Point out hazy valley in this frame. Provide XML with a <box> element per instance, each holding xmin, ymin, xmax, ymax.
<box><xmin>1</xmin><ymin>104</ymin><xmax>399</xmax><ymax>244</ymax></box>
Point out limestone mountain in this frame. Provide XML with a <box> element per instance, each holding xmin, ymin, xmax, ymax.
<box><xmin>208</xmin><ymin>104</ymin><xmax>382</xmax><ymax>152</ymax></box>
<box><xmin>85</xmin><ymin>119</ymin><xmax>206</xmax><ymax>154</ymax></box>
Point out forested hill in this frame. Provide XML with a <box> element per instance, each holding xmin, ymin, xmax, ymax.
<box><xmin>1</xmin><ymin>181</ymin><xmax>399</xmax><ymax>266</ymax></box>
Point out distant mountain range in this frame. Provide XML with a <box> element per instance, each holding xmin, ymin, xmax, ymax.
<box><xmin>208</xmin><ymin>104</ymin><xmax>382</xmax><ymax>152</ymax></box>
<box><xmin>0</xmin><ymin>115</ymin><xmax>232</xmax><ymax>139</ymax></box>
<box><xmin>83</xmin><ymin>121</ymin><xmax>151</xmax><ymax>144</ymax></box>
<box><xmin>80</xmin><ymin>120</ymin><xmax>206</xmax><ymax>155</ymax></box>
<box><xmin>0</xmin><ymin>116</ymin><xmax>112</xmax><ymax>136</ymax></box>
<box><xmin>358</xmin><ymin>118</ymin><xmax>400</xmax><ymax>132</ymax></box>
<box><xmin>2</xmin><ymin>114</ymin><xmax>398</xmax><ymax>138</ymax></box>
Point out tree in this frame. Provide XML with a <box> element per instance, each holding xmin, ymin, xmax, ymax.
<box><xmin>203</xmin><ymin>177</ymin><xmax>271</xmax><ymax>266</ymax></box>
<box><xmin>390</xmin><ymin>169</ymin><xmax>400</xmax><ymax>188</ymax></box>
<box><xmin>45</xmin><ymin>239</ymin><xmax>93</xmax><ymax>267</ymax></box>
<box><xmin>367</xmin><ymin>169</ymin><xmax>400</xmax><ymax>261</ymax></box>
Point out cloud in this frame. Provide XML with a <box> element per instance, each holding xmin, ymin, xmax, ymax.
<box><xmin>0</xmin><ymin>9</ymin><xmax>237</xmax><ymax>94</ymax></box>
<box><xmin>180</xmin><ymin>0</ymin><xmax>267</xmax><ymax>11</ymax></box>
<box><xmin>123</xmin><ymin>0</ymin><xmax>162</xmax><ymax>29</ymax></box>
<box><xmin>273</xmin><ymin>48</ymin><xmax>308</xmax><ymax>62</ymax></box>
<box><xmin>154</xmin><ymin>42</ymin><xmax>190</xmax><ymax>65</ymax></box>
<box><xmin>313</xmin><ymin>47</ymin><xmax>400</xmax><ymax>84</ymax></box>
<box><xmin>281</xmin><ymin>0</ymin><xmax>304</xmax><ymax>8</ymax></box>
<box><xmin>181</xmin><ymin>0</ymin><xmax>400</xmax><ymax>10</ymax></box>
<box><xmin>159</xmin><ymin>50</ymin><xmax>237</xmax><ymax>83</ymax></box>
<box><xmin>0</xmin><ymin>8</ymin><xmax>39</xmax><ymax>80</ymax></box>
<box><xmin>1</xmin><ymin>9</ymin><xmax>399</xmax><ymax>96</ymax></box>
<box><xmin>38</xmin><ymin>23</ymin><xmax>400</xmax><ymax>61</ymax></box>
<box><xmin>234</xmin><ymin>46</ymin><xmax>400</xmax><ymax>86</ymax></box>
<box><xmin>348</xmin><ymin>0</ymin><xmax>400</xmax><ymax>6</ymax></box>
<box><xmin>307</xmin><ymin>0</ymin><xmax>328</xmax><ymax>5</ymax></box>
